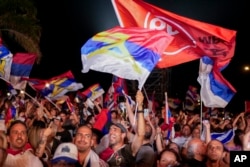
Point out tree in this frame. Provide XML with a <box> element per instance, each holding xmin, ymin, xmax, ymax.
<box><xmin>0</xmin><ymin>0</ymin><xmax>42</xmax><ymax>63</ymax></box>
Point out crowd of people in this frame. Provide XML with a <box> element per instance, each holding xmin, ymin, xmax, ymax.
<box><xmin>0</xmin><ymin>88</ymin><xmax>250</xmax><ymax>167</ymax></box>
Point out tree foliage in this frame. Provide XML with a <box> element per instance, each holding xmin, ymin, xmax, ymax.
<box><xmin>0</xmin><ymin>0</ymin><xmax>42</xmax><ymax>63</ymax></box>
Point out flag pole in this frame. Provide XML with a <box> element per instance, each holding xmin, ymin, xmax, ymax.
<box><xmin>0</xmin><ymin>76</ymin><xmax>11</xmax><ymax>84</ymax></box>
<box><xmin>45</xmin><ymin>96</ymin><xmax>61</xmax><ymax>111</ymax></box>
<box><xmin>200</xmin><ymin>98</ymin><xmax>203</xmax><ymax>137</ymax></box>
<box><xmin>142</xmin><ymin>86</ymin><xmax>149</xmax><ymax>104</ymax></box>
<box><xmin>20</xmin><ymin>90</ymin><xmax>41</xmax><ymax>106</ymax></box>
<box><xmin>0</xmin><ymin>77</ymin><xmax>42</xmax><ymax>106</ymax></box>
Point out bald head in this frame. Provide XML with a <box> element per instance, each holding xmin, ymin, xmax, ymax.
<box><xmin>187</xmin><ymin>138</ymin><xmax>207</xmax><ymax>160</ymax></box>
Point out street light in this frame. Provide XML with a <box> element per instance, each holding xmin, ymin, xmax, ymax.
<box><xmin>244</xmin><ymin>65</ymin><xmax>250</xmax><ymax>71</ymax></box>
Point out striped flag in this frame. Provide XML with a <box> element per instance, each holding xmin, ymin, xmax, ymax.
<box><xmin>81</xmin><ymin>83</ymin><xmax>105</xmax><ymax>101</ymax></box>
<box><xmin>24</xmin><ymin>71</ymin><xmax>83</xmax><ymax>100</ymax></box>
<box><xmin>0</xmin><ymin>44</ymin><xmax>13</xmax><ymax>81</ymax></box>
<box><xmin>197</xmin><ymin>56</ymin><xmax>236</xmax><ymax>108</ymax></box>
<box><xmin>81</xmin><ymin>26</ymin><xmax>173</xmax><ymax>90</ymax></box>
<box><xmin>10</xmin><ymin>53</ymin><xmax>36</xmax><ymax>90</ymax></box>
<box><xmin>211</xmin><ymin>128</ymin><xmax>235</xmax><ymax>144</ymax></box>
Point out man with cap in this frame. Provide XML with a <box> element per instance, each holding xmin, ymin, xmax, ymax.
<box><xmin>50</xmin><ymin>142</ymin><xmax>80</xmax><ymax>167</ymax></box>
<box><xmin>99</xmin><ymin>90</ymin><xmax>146</xmax><ymax>167</ymax></box>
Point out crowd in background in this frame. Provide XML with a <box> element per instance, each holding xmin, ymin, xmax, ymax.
<box><xmin>0</xmin><ymin>86</ymin><xmax>250</xmax><ymax>167</ymax></box>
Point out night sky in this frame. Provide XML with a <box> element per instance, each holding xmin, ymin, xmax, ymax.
<box><xmin>30</xmin><ymin>0</ymin><xmax>248</xmax><ymax>112</ymax></box>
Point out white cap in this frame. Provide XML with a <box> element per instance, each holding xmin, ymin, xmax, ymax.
<box><xmin>51</xmin><ymin>143</ymin><xmax>78</xmax><ymax>164</ymax></box>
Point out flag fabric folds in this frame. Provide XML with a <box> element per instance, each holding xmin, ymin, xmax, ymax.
<box><xmin>0</xmin><ymin>44</ymin><xmax>13</xmax><ymax>81</ymax></box>
<box><xmin>197</xmin><ymin>56</ymin><xmax>236</xmax><ymax>108</ymax></box>
<box><xmin>111</xmin><ymin>0</ymin><xmax>237</xmax><ymax>68</ymax></box>
<box><xmin>81</xmin><ymin>83</ymin><xmax>105</xmax><ymax>101</ymax></box>
<box><xmin>211</xmin><ymin>128</ymin><xmax>235</xmax><ymax>144</ymax></box>
<box><xmin>10</xmin><ymin>53</ymin><xmax>36</xmax><ymax>90</ymax></box>
<box><xmin>81</xmin><ymin>26</ymin><xmax>173</xmax><ymax>90</ymax></box>
<box><xmin>24</xmin><ymin>71</ymin><xmax>83</xmax><ymax>100</ymax></box>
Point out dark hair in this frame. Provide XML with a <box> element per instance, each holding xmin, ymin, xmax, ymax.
<box><xmin>158</xmin><ymin>118</ymin><xmax>165</xmax><ymax>126</ymax></box>
<box><xmin>86</xmin><ymin>114</ymin><xmax>95</xmax><ymax>124</ymax></box>
<box><xmin>92</xmin><ymin>128</ymin><xmax>104</xmax><ymax>144</ymax></box>
<box><xmin>234</xmin><ymin>129</ymin><xmax>244</xmax><ymax>147</ymax></box>
<box><xmin>157</xmin><ymin>148</ymin><xmax>181</xmax><ymax>163</ymax></box>
<box><xmin>174</xmin><ymin>123</ymin><xmax>181</xmax><ymax>132</ymax></box>
<box><xmin>110</xmin><ymin>110</ymin><xmax>118</xmax><ymax>115</ymax></box>
<box><xmin>32</xmin><ymin>120</ymin><xmax>46</xmax><ymax>128</ymax></box>
<box><xmin>59</xmin><ymin>110</ymin><xmax>70</xmax><ymax>116</ymax></box>
<box><xmin>7</xmin><ymin>120</ymin><xmax>28</xmax><ymax>135</ymax></box>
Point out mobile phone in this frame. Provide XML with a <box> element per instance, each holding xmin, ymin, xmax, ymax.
<box><xmin>144</xmin><ymin>108</ymin><xmax>149</xmax><ymax>117</ymax></box>
<box><xmin>117</xmin><ymin>95</ymin><xmax>126</xmax><ymax>103</ymax></box>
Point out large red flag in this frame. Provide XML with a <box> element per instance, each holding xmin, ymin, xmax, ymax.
<box><xmin>111</xmin><ymin>0</ymin><xmax>237</xmax><ymax>68</ymax></box>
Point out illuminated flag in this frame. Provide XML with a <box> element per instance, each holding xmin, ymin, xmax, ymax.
<box><xmin>197</xmin><ymin>56</ymin><xmax>236</xmax><ymax>108</ymax></box>
<box><xmin>81</xmin><ymin>26</ymin><xmax>173</xmax><ymax>90</ymax></box>
<box><xmin>24</xmin><ymin>71</ymin><xmax>83</xmax><ymax>100</ymax></box>
<box><xmin>10</xmin><ymin>53</ymin><xmax>36</xmax><ymax>90</ymax></box>
<box><xmin>111</xmin><ymin>0</ymin><xmax>237</xmax><ymax>68</ymax></box>
<box><xmin>0</xmin><ymin>44</ymin><xmax>13</xmax><ymax>81</ymax></box>
<box><xmin>81</xmin><ymin>83</ymin><xmax>105</xmax><ymax>101</ymax></box>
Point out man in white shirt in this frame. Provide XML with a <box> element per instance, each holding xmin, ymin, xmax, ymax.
<box><xmin>3</xmin><ymin>120</ymin><xmax>43</xmax><ymax>167</ymax></box>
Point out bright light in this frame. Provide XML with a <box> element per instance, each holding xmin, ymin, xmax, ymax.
<box><xmin>244</xmin><ymin>66</ymin><xmax>250</xmax><ymax>71</ymax></box>
<box><xmin>45</xmin><ymin>83</ymin><xmax>50</xmax><ymax>87</ymax></box>
<box><xmin>20</xmin><ymin>90</ymin><xmax>24</xmax><ymax>94</ymax></box>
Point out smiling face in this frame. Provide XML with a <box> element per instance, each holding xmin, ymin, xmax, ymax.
<box><xmin>108</xmin><ymin>125</ymin><xmax>125</xmax><ymax>147</ymax></box>
<box><xmin>7</xmin><ymin>123</ymin><xmax>28</xmax><ymax>151</ymax></box>
<box><xmin>74</xmin><ymin>126</ymin><xmax>93</xmax><ymax>153</ymax></box>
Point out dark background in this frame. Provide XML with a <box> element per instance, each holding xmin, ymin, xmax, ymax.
<box><xmin>30</xmin><ymin>0</ymin><xmax>248</xmax><ymax>113</ymax></box>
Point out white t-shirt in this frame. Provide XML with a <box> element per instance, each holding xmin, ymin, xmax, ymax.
<box><xmin>4</xmin><ymin>151</ymin><xmax>43</xmax><ymax>167</ymax></box>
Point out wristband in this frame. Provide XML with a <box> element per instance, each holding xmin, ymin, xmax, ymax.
<box><xmin>137</xmin><ymin>110</ymin><xmax>144</xmax><ymax>113</ymax></box>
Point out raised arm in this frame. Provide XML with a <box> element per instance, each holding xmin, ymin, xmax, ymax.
<box><xmin>232</xmin><ymin>112</ymin><xmax>244</xmax><ymax>128</ymax></box>
<box><xmin>131</xmin><ymin>90</ymin><xmax>145</xmax><ymax>156</ymax></box>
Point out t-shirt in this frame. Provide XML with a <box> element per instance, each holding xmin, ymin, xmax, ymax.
<box><xmin>135</xmin><ymin>143</ymin><xmax>156</xmax><ymax>167</ymax></box>
<box><xmin>100</xmin><ymin>144</ymin><xmax>136</xmax><ymax>167</ymax></box>
<box><xmin>4</xmin><ymin>150</ymin><xmax>43</xmax><ymax>167</ymax></box>
<box><xmin>55</xmin><ymin>130</ymin><xmax>72</xmax><ymax>142</ymax></box>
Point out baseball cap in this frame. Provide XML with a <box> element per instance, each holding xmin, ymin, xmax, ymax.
<box><xmin>111</xmin><ymin>123</ymin><xmax>127</xmax><ymax>133</ymax></box>
<box><xmin>51</xmin><ymin>143</ymin><xmax>78</xmax><ymax>164</ymax></box>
